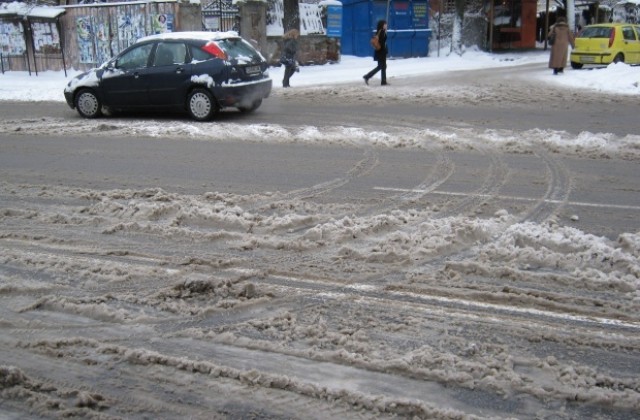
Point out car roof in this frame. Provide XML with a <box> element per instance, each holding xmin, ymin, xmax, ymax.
<box><xmin>136</xmin><ymin>31</ymin><xmax>242</xmax><ymax>44</ymax></box>
<box><xmin>583</xmin><ymin>23</ymin><xmax>633</xmax><ymax>28</ymax></box>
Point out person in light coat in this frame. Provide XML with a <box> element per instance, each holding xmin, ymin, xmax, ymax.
<box><xmin>548</xmin><ymin>16</ymin><xmax>575</xmax><ymax>75</ymax></box>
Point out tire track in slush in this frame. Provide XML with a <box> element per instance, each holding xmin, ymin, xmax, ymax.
<box><xmin>0</xmin><ymin>336</ymin><xmax>460</xmax><ymax>419</ymax></box>
<box><xmin>0</xmin><ymin>142</ymin><xmax>593</xmax><ymax>388</ymax></box>
<box><xmin>520</xmin><ymin>147</ymin><xmax>572</xmax><ymax>224</ymax></box>
<box><xmin>217</xmin><ymin>135</ymin><xmax>578</xmax><ymax>358</ymax></box>
<box><xmin>0</xmin><ymin>121</ymin><xmax>601</xmax><ymax>419</ymax></box>
<box><xmin>0</xmin><ymin>131</ymin><xmax>570</xmax><ymax>300</ymax></box>
<box><xmin>171</xmin><ymin>143</ymin><xmax>514</xmax><ymax>339</ymax></box>
<box><xmin>228</xmin><ymin>117</ymin><xmax>470</xmax><ymax>274</ymax></box>
<box><xmin>1</xmin><ymin>343</ymin><xmax>329</xmax><ymax>419</ymax></box>
<box><xmin>2</xmin><ymin>71</ymin><xmax>638</xmax><ymax>419</ymax></box>
<box><xmin>246</xmin><ymin>145</ymin><xmax>380</xmax><ymax>209</ymax></box>
<box><xmin>410</xmin><ymin>145</ymin><xmax>572</xmax><ymax>269</ymax></box>
<box><xmin>250</xmin><ymin>139</ymin><xmax>511</xmax><ymax>279</ymax></box>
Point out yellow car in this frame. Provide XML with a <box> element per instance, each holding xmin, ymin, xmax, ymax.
<box><xmin>570</xmin><ymin>23</ymin><xmax>640</xmax><ymax>69</ymax></box>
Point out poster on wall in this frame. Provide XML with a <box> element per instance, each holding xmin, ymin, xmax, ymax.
<box><xmin>32</xmin><ymin>21</ymin><xmax>61</xmax><ymax>54</ymax></box>
<box><xmin>0</xmin><ymin>21</ymin><xmax>27</xmax><ymax>55</ymax></box>
<box><xmin>76</xmin><ymin>16</ymin><xmax>94</xmax><ymax>64</ymax></box>
<box><xmin>152</xmin><ymin>14</ymin><xmax>173</xmax><ymax>34</ymax></box>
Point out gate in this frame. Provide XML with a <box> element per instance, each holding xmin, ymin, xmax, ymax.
<box><xmin>202</xmin><ymin>0</ymin><xmax>239</xmax><ymax>32</ymax></box>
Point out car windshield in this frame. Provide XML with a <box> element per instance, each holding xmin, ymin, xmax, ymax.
<box><xmin>217</xmin><ymin>38</ymin><xmax>263</xmax><ymax>64</ymax></box>
<box><xmin>579</xmin><ymin>26</ymin><xmax>613</xmax><ymax>38</ymax></box>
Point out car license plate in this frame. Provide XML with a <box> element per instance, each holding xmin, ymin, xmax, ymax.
<box><xmin>581</xmin><ymin>56</ymin><xmax>595</xmax><ymax>63</ymax></box>
<box><xmin>246</xmin><ymin>65</ymin><xmax>261</xmax><ymax>74</ymax></box>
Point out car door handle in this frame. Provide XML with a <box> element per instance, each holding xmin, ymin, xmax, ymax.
<box><xmin>176</xmin><ymin>67</ymin><xmax>184</xmax><ymax>74</ymax></box>
<box><xmin>133</xmin><ymin>72</ymin><xmax>140</xmax><ymax>79</ymax></box>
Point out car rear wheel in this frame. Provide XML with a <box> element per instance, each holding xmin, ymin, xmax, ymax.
<box><xmin>238</xmin><ymin>99</ymin><xmax>262</xmax><ymax>113</ymax></box>
<box><xmin>613</xmin><ymin>53</ymin><xmax>624</xmax><ymax>64</ymax></box>
<box><xmin>570</xmin><ymin>61</ymin><xmax>583</xmax><ymax>69</ymax></box>
<box><xmin>187</xmin><ymin>88</ymin><xmax>216</xmax><ymax>121</ymax></box>
<box><xmin>75</xmin><ymin>89</ymin><xmax>102</xmax><ymax>118</ymax></box>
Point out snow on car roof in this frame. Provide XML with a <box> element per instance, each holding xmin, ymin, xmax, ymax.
<box><xmin>137</xmin><ymin>31</ymin><xmax>241</xmax><ymax>44</ymax></box>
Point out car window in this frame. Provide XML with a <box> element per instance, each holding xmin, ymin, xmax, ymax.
<box><xmin>217</xmin><ymin>38</ymin><xmax>263</xmax><ymax>63</ymax></box>
<box><xmin>579</xmin><ymin>26</ymin><xmax>613</xmax><ymax>38</ymax></box>
<box><xmin>622</xmin><ymin>26</ymin><xmax>636</xmax><ymax>41</ymax></box>
<box><xmin>190</xmin><ymin>44</ymin><xmax>212</xmax><ymax>62</ymax></box>
<box><xmin>116</xmin><ymin>44</ymin><xmax>153</xmax><ymax>70</ymax></box>
<box><xmin>153</xmin><ymin>42</ymin><xmax>187</xmax><ymax>67</ymax></box>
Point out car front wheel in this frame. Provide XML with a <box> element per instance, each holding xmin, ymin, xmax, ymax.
<box><xmin>570</xmin><ymin>61</ymin><xmax>583</xmax><ymax>69</ymax></box>
<box><xmin>75</xmin><ymin>89</ymin><xmax>102</xmax><ymax>118</ymax></box>
<box><xmin>187</xmin><ymin>88</ymin><xmax>216</xmax><ymax>121</ymax></box>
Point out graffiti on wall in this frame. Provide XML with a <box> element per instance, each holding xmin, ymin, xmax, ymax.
<box><xmin>76</xmin><ymin>16</ymin><xmax>114</xmax><ymax>65</ymax></box>
<box><xmin>118</xmin><ymin>13</ymin><xmax>146</xmax><ymax>49</ymax></box>
<box><xmin>73</xmin><ymin>10</ymin><xmax>174</xmax><ymax>65</ymax></box>
<box><xmin>76</xmin><ymin>16</ymin><xmax>94</xmax><ymax>63</ymax></box>
<box><xmin>94</xmin><ymin>20</ymin><xmax>112</xmax><ymax>65</ymax></box>
<box><xmin>0</xmin><ymin>21</ymin><xmax>26</xmax><ymax>55</ymax></box>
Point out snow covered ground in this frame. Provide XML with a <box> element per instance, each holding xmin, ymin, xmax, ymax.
<box><xmin>1</xmin><ymin>48</ymin><xmax>640</xmax><ymax>419</ymax></box>
<box><xmin>1</xmin><ymin>47</ymin><xmax>639</xmax><ymax>102</ymax></box>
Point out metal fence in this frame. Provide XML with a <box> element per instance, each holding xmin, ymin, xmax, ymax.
<box><xmin>202</xmin><ymin>0</ymin><xmax>239</xmax><ymax>32</ymax></box>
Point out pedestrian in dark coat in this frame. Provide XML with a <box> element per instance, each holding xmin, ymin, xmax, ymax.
<box><xmin>363</xmin><ymin>20</ymin><xmax>389</xmax><ymax>86</ymax></box>
<box><xmin>548</xmin><ymin>17</ymin><xmax>575</xmax><ymax>75</ymax></box>
<box><xmin>281</xmin><ymin>29</ymin><xmax>299</xmax><ymax>88</ymax></box>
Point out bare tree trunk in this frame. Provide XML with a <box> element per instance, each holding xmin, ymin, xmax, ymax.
<box><xmin>283</xmin><ymin>0</ymin><xmax>299</xmax><ymax>32</ymax></box>
<box><xmin>452</xmin><ymin>0</ymin><xmax>465</xmax><ymax>55</ymax></box>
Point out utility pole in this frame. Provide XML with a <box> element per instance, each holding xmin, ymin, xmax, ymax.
<box><xmin>566</xmin><ymin>0</ymin><xmax>576</xmax><ymax>32</ymax></box>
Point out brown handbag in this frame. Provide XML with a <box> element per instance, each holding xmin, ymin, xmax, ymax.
<box><xmin>370</xmin><ymin>31</ymin><xmax>381</xmax><ymax>50</ymax></box>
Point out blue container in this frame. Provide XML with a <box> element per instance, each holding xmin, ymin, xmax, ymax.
<box><xmin>341</xmin><ymin>0</ymin><xmax>432</xmax><ymax>58</ymax></box>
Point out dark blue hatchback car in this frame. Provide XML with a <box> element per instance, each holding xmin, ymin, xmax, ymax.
<box><xmin>64</xmin><ymin>31</ymin><xmax>272</xmax><ymax>121</ymax></box>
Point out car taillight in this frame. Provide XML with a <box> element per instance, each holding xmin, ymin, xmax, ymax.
<box><xmin>202</xmin><ymin>42</ymin><xmax>228</xmax><ymax>60</ymax></box>
<box><xmin>608</xmin><ymin>29</ymin><xmax>615</xmax><ymax>48</ymax></box>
